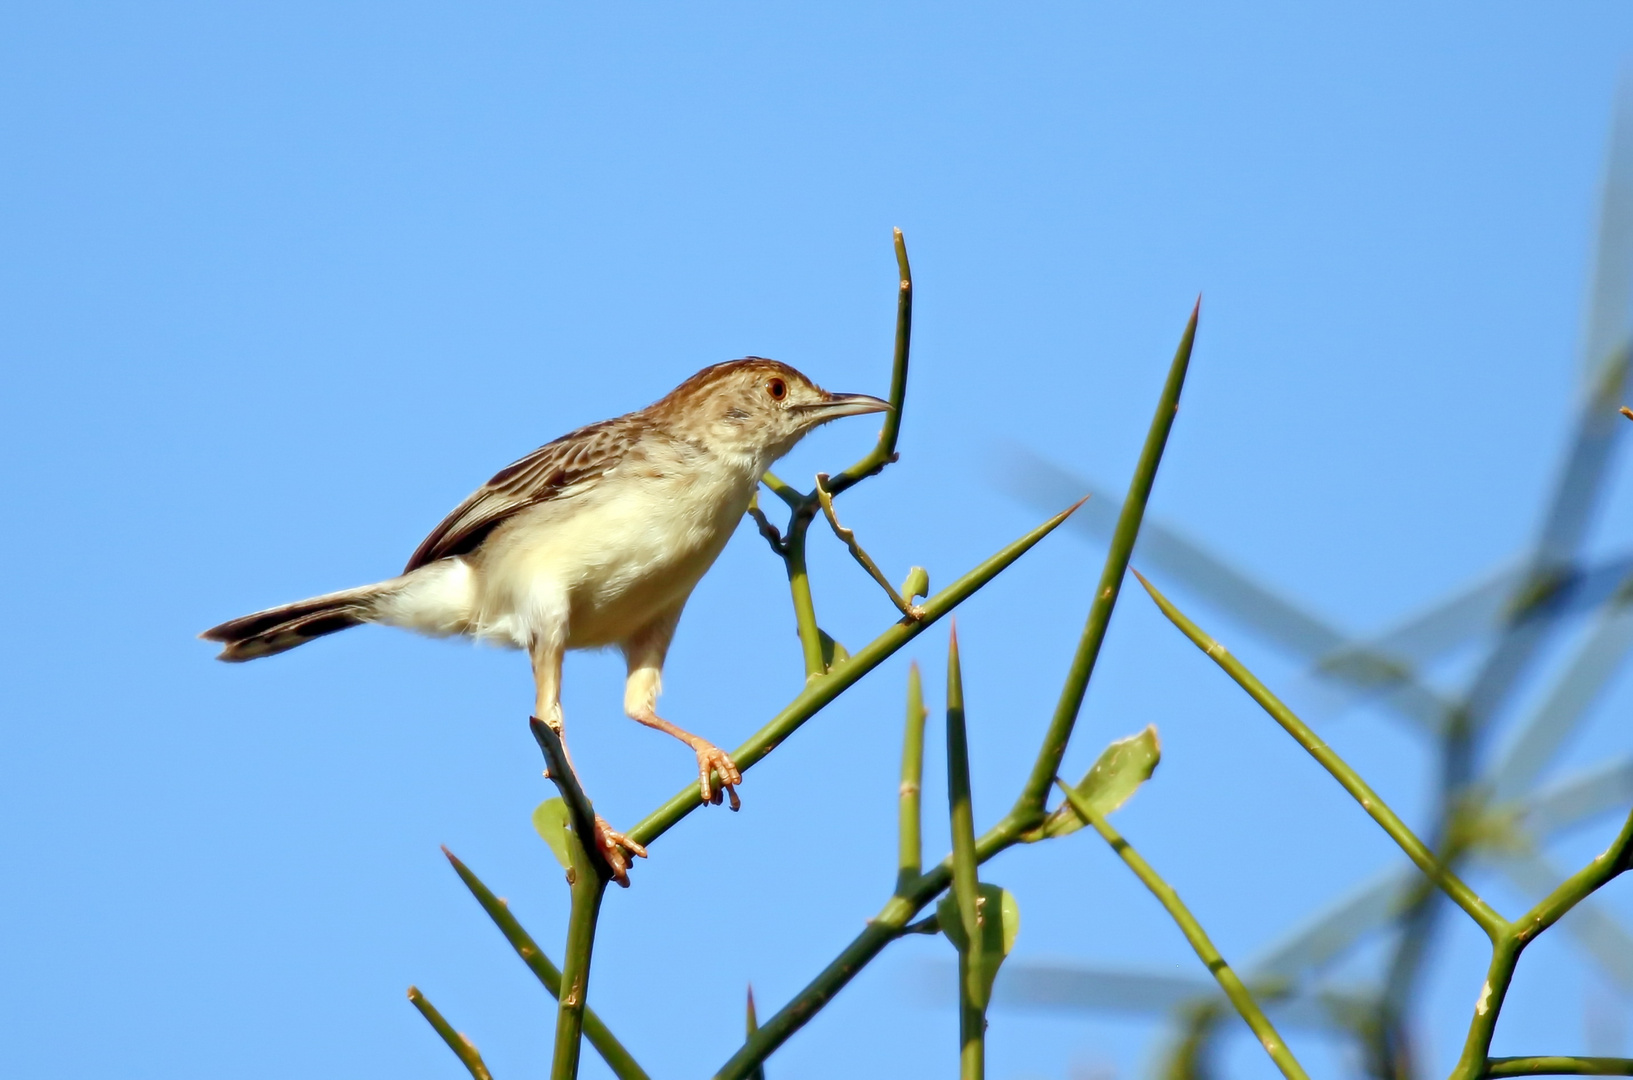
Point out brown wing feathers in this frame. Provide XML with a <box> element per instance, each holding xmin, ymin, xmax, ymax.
<box><xmin>402</xmin><ymin>418</ymin><xmax>630</xmax><ymax>572</ymax></box>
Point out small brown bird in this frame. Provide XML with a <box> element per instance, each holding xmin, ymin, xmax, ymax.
<box><xmin>203</xmin><ymin>358</ymin><xmax>889</xmax><ymax>883</ymax></box>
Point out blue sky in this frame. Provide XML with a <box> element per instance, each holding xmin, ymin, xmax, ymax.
<box><xmin>4</xmin><ymin>4</ymin><xmax>1633</xmax><ymax>1078</ymax></box>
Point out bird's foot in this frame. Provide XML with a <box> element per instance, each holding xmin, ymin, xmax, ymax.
<box><xmin>593</xmin><ymin>815</ymin><xmax>648</xmax><ymax>888</ymax></box>
<box><xmin>693</xmin><ymin>741</ymin><xmax>742</xmax><ymax>811</ymax></box>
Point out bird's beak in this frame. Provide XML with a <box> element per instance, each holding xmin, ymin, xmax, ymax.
<box><xmin>793</xmin><ymin>392</ymin><xmax>893</xmax><ymax>419</ymax></box>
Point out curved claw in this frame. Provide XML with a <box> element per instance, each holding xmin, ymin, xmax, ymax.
<box><xmin>592</xmin><ymin>815</ymin><xmax>648</xmax><ymax>888</ymax></box>
<box><xmin>694</xmin><ymin>742</ymin><xmax>743</xmax><ymax>811</ymax></box>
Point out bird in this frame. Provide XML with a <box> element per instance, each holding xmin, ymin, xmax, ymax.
<box><xmin>202</xmin><ymin>358</ymin><xmax>890</xmax><ymax>884</ymax></box>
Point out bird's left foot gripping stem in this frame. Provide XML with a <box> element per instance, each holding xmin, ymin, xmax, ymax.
<box><xmin>593</xmin><ymin>816</ymin><xmax>648</xmax><ymax>888</ymax></box>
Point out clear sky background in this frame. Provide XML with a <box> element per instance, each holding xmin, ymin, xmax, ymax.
<box><xmin>5</xmin><ymin>4</ymin><xmax>1633</xmax><ymax>1079</ymax></box>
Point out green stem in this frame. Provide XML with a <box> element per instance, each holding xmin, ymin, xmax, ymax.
<box><xmin>945</xmin><ymin>629</ymin><xmax>984</xmax><ymax>1080</ymax></box>
<box><xmin>897</xmin><ymin>662</ymin><xmax>927</xmax><ymax>893</ymax></box>
<box><xmin>1133</xmin><ymin>569</ymin><xmax>1509</xmax><ymax>940</ymax></box>
<box><xmin>408</xmin><ymin>985</ymin><xmax>495</xmax><ymax>1080</ymax></box>
<box><xmin>529</xmin><ymin>719</ymin><xmax>615</xmax><ymax>1080</ymax></box>
<box><xmin>1451</xmin><ymin>809</ymin><xmax>1633</xmax><ymax>1080</ymax></box>
<box><xmin>553</xmin><ymin>871</ymin><xmax>608</xmax><ymax>1080</ymax></box>
<box><xmin>629</xmin><ymin>501</ymin><xmax>1081</xmax><ymax>848</ymax></box>
<box><xmin>760</xmin><ymin>470</ymin><xmax>804</xmax><ymax>509</ymax></box>
<box><xmin>745</xmin><ymin>987</ymin><xmax>766</xmax><ymax>1080</ymax></box>
<box><xmin>1052</xmin><ymin>779</ymin><xmax>1308</xmax><ymax>1080</ymax></box>
<box><xmin>714</xmin><ymin>814</ymin><xmax>1023</xmax><ymax>1079</ymax></box>
<box><xmin>826</xmin><ymin>228</ymin><xmax>913</xmax><ymax>496</ymax></box>
<box><xmin>1512</xmin><ymin>807</ymin><xmax>1633</xmax><ymax>945</ymax></box>
<box><xmin>816</xmin><ymin>473</ymin><xmax>921</xmax><ymax>618</ymax></box>
<box><xmin>1488</xmin><ymin>1058</ymin><xmax>1633</xmax><ymax>1077</ymax></box>
<box><xmin>442</xmin><ymin>849</ymin><xmax>650</xmax><ymax>1080</ymax></box>
<box><xmin>782</xmin><ymin>514</ymin><xmax>827</xmax><ymax>678</ymax></box>
<box><xmin>1013</xmin><ymin>300</ymin><xmax>1200</xmax><ymax>818</ymax></box>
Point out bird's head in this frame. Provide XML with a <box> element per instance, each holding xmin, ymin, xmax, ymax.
<box><xmin>657</xmin><ymin>357</ymin><xmax>891</xmax><ymax>465</ymax></box>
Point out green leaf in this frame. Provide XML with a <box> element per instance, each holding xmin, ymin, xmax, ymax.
<box><xmin>818</xmin><ymin>628</ymin><xmax>850</xmax><ymax>671</ymax></box>
<box><xmin>899</xmin><ymin>566</ymin><xmax>930</xmax><ymax>604</ymax></box>
<box><xmin>937</xmin><ymin>883</ymin><xmax>1021</xmax><ymax>1009</ymax></box>
<box><xmin>1036</xmin><ymin>725</ymin><xmax>1161</xmax><ymax>840</ymax></box>
<box><xmin>531</xmin><ymin>797</ymin><xmax>574</xmax><ymax>870</ymax></box>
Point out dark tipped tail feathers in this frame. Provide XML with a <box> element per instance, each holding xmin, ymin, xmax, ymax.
<box><xmin>201</xmin><ymin>583</ymin><xmax>389</xmax><ymax>662</ymax></box>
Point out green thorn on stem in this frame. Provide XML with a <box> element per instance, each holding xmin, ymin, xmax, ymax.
<box><xmin>442</xmin><ymin>849</ymin><xmax>649</xmax><ymax>1080</ymax></box>
<box><xmin>1052</xmin><ymin>778</ymin><xmax>1309</xmax><ymax>1080</ymax></box>
<box><xmin>408</xmin><ymin>985</ymin><xmax>495</xmax><ymax>1080</ymax></box>
<box><xmin>1014</xmin><ymin>299</ymin><xmax>1200</xmax><ymax>818</ymax></box>
<box><xmin>898</xmin><ymin>661</ymin><xmax>928</xmax><ymax>893</ymax></box>
<box><xmin>1131</xmin><ymin>568</ymin><xmax>1509</xmax><ymax>941</ymax></box>
<box><xmin>944</xmin><ymin>625</ymin><xmax>986</xmax><ymax>1080</ymax></box>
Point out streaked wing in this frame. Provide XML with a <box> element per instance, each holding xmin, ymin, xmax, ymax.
<box><xmin>404</xmin><ymin>417</ymin><xmax>632</xmax><ymax>572</ymax></box>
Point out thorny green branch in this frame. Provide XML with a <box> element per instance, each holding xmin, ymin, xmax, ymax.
<box><xmin>1488</xmin><ymin>1058</ymin><xmax>1633</xmax><ymax>1077</ymax></box>
<box><xmin>1012</xmin><ymin>298</ymin><xmax>1199</xmax><ymax>819</ymax></box>
<box><xmin>408</xmin><ymin>986</ymin><xmax>495</xmax><ymax>1080</ymax></box>
<box><xmin>443</xmin><ymin>850</ymin><xmax>650</xmax><ymax>1080</ymax></box>
<box><xmin>1053</xmin><ymin>779</ymin><xmax>1308</xmax><ymax>1080</ymax></box>
<box><xmin>945</xmin><ymin>629</ymin><xmax>986</xmax><ymax>1080</ymax></box>
<box><xmin>714</xmin><ymin>303</ymin><xmax>1200</xmax><ymax>1080</ymax></box>
<box><xmin>1133</xmin><ymin>569</ymin><xmax>1509</xmax><ymax>941</ymax></box>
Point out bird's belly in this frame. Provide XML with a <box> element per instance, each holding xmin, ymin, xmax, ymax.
<box><xmin>473</xmin><ymin>476</ymin><xmax>748</xmax><ymax>650</ymax></box>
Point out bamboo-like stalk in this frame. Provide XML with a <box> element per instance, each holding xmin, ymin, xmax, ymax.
<box><xmin>1132</xmin><ymin>569</ymin><xmax>1509</xmax><ymax>940</ymax></box>
<box><xmin>945</xmin><ymin>628</ymin><xmax>985</xmax><ymax>1080</ymax></box>
<box><xmin>1052</xmin><ymin>779</ymin><xmax>1308</xmax><ymax>1080</ymax></box>
<box><xmin>897</xmin><ymin>662</ymin><xmax>927</xmax><ymax>893</ymax></box>
<box><xmin>1013</xmin><ymin>299</ymin><xmax>1200</xmax><ymax>817</ymax></box>
<box><xmin>442</xmin><ymin>849</ymin><xmax>649</xmax><ymax>1080</ymax></box>
<box><xmin>628</xmin><ymin>500</ymin><xmax>1081</xmax><ymax>848</ymax></box>
<box><xmin>408</xmin><ymin>986</ymin><xmax>495</xmax><ymax>1080</ymax></box>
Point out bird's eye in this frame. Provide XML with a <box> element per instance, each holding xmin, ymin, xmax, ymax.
<box><xmin>767</xmin><ymin>378</ymin><xmax>787</xmax><ymax>401</ymax></box>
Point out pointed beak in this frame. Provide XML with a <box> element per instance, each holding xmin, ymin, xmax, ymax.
<box><xmin>793</xmin><ymin>392</ymin><xmax>893</xmax><ymax>420</ymax></box>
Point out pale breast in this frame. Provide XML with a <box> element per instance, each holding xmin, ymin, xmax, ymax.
<box><xmin>469</xmin><ymin>440</ymin><xmax>762</xmax><ymax>649</ymax></box>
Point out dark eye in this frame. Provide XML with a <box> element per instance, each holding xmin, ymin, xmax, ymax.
<box><xmin>767</xmin><ymin>377</ymin><xmax>787</xmax><ymax>401</ymax></box>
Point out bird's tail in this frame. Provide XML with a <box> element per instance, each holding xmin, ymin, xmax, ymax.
<box><xmin>201</xmin><ymin>581</ymin><xmax>396</xmax><ymax>662</ymax></box>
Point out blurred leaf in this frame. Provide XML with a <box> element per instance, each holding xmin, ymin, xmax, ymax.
<box><xmin>818</xmin><ymin>628</ymin><xmax>849</xmax><ymax>671</ymax></box>
<box><xmin>900</xmin><ymin>566</ymin><xmax>930</xmax><ymax>604</ymax></box>
<box><xmin>1034</xmin><ymin>726</ymin><xmax>1161</xmax><ymax>840</ymax></box>
<box><xmin>938</xmin><ymin>883</ymin><xmax>1020</xmax><ymax>1009</ymax></box>
<box><xmin>531</xmin><ymin>797</ymin><xmax>573</xmax><ymax>870</ymax></box>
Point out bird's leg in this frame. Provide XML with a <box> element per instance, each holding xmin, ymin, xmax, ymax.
<box><xmin>624</xmin><ymin>663</ymin><xmax>742</xmax><ymax>810</ymax></box>
<box><xmin>531</xmin><ymin>633</ymin><xmax>646</xmax><ymax>886</ymax></box>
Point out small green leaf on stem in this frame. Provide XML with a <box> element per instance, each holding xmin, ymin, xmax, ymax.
<box><xmin>1031</xmin><ymin>726</ymin><xmax>1161</xmax><ymax>840</ymax></box>
<box><xmin>900</xmin><ymin>566</ymin><xmax>930</xmax><ymax>605</ymax></box>
<box><xmin>532</xmin><ymin>798</ymin><xmax>575</xmax><ymax>872</ymax></box>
